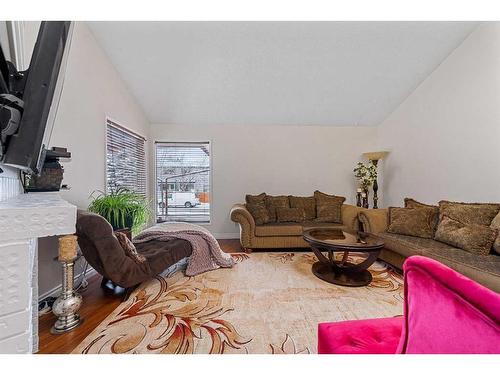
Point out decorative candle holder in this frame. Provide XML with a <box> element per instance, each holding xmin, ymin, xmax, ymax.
<box><xmin>362</xmin><ymin>190</ymin><xmax>369</xmax><ymax>209</ymax></box>
<box><xmin>51</xmin><ymin>235</ymin><xmax>83</xmax><ymax>334</ymax></box>
<box><xmin>356</xmin><ymin>189</ymin><xmax>362</xmax><ymax>207</ymax></box>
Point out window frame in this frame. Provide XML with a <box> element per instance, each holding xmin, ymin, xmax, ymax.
<box><xmin>104</xmin><ymin>117</ymin><xmax>147</xmax><ymax>197</ymax></box>
<box><xmin>154</xmin><ymin>140</ymin><xmax>212</xmax><ymax>225</ymax></box>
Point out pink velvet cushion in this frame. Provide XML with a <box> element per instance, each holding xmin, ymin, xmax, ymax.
<box><xmin>396</xmin><ymin>256</ymin><xmax>500</xmax><ymax>354</ymax></box>
<box><xmin>318</xmin><ymin>316</ymin><xmax>403</xmax><ymax>354</ymax></box>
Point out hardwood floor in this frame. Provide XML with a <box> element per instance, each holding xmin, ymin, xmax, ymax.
<box><xmin>37</xmin><ymin>239</ymin><xmax>243</xmax><ymax>354</ymax></box>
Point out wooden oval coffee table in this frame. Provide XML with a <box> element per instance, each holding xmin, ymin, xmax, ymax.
<box><xmin>303</xmin><ymin>228</ymin><xmax>384</xmax><ymax>287</ymax></box>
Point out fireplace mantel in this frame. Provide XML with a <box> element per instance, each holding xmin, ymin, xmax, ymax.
<box><xmin>0</xmin><ymin>192</ymin><xmax>76</xmax><ymax>353</ymax></box>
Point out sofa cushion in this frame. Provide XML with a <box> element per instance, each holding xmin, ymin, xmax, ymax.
<box><xmin>423</xmin><ymin>246</ymin><xmax>500</xmax><ymax>287</ymax></box>
<box><xmin>289</xmin><ymin>195</ymin><xmax>316</xmax><ymax>220</ymax></box>
<box><xmin>245</xmin><ymin>192</ymin><xmax>266</xmax><ymax>205</ymax></box>
<box><xmin>254</xmin><ymin>221</ymin><xmax>346</xmax><ymax>237</ymax></box>
<box><xmin>246</xmin><ymin>202</ymin><xmax>272</xmax><ymax>225</ymax></box>
<box><xmin>265</xmin><ymin>195</ymin><xmax>290</xmax><ymax>222</ymax></box>
<box><xmin>318</xmin><ymin>317</ymin><xmax>404</xmax><ymax>354</ymax></box>
<box><xmin>404</xmin><ymin>198</ymin><xmax>439</xmax><ymax>232</ymax></box>
<box><xmin>373</xmin><ymin>232</ymin><xmax>458</xmax><ymax>258</ymax></box>
<box><xmin>490</xmin><ymin>211</ymin><xmax>500</xmax><ymax>255</ymax></box>
<box><xmin>276</xmin><ymin>207</ymin><xmax>306</xmax><ymax>223</ymax></box>
<box><xmin>434</xmin><ymin>216</ymin><xmax>498</xmax><ymax>256</ymax></box>
<box><xmin>302</xmin><ymin>221</ymin><xmax>346</xmax><ymax>231</ymax></box>
<box><xmin>255</xmin><ymin>223</ymin><xmax>303</xmax><ymax>237</ymax></box>
<box><xmin>438</xmin><ymin>200</ymin><xmax>500</xmax><ymax>226</ymax></box>
<box><xmin>314</xmin><ymin>190</ymin><xmax>346</xmax><ymax>223</ymax></box>
<box><xmin>387</xmin><ymin>207</ymin><xmax>436</xmax><ymax>239</ymax></box>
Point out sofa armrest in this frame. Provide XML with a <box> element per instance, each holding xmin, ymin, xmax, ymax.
<box><xmin>341</xmin><ymin>204</ymin><xmax>366</xmax><ymax>231</ymax></box>
<box><xmin>230</xmin><ymin>204</ymin><xmax>255</xmax><ymax>248</ymax></box>
<box><xmin>358</xmin><ymin>209</ymin><xmax>389</xmax><ymax>234</ymax></box>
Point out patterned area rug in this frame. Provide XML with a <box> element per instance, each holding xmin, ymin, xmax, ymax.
<box><xmin>73</xmin><ymin>252</ymin><xmax>403</xmax><ymax>354</ymax></box>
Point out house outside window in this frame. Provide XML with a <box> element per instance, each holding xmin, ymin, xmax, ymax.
<box><xmin>155</xmin><ymin>141</ymin><xmax>210</xmax><ymax>223</ymax></box>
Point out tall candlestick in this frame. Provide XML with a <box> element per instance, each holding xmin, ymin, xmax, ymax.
<box><xmin>58</xmin><ymin>235</ymin><xmax>77</xmax><ymax>262</ymax></box>
<box><xmin>52</xmin><ymin>234</ymin><xmax>83</xmax><ymax>334</ymax></box>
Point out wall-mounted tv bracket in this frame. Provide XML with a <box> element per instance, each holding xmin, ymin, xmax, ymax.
<box><xmin>0</xmin><ymin>47</ymin><xmax>27</xmax><ymax>159</ymax></box>
<box><xmin>0</xmin><ymin>93</ymin><xmax>24</xmax><ymax>158</ymax></box>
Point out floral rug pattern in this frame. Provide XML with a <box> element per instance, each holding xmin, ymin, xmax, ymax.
<box><xmin>73</xmin><ymin>252</ymin><xmax>403</xmax><ymax>354</ymax></box>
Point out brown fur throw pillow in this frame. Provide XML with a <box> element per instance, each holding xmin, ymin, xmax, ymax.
<box><xmin>314</xmin><ymin>191</ymin><xmax>346</xmax><ymax>223</ymax></box>
<box><xmin>438</xmin><ymin>200</ymin><xmax>500</xmax><ymax>226</ymax></box>
<box><xmin>404</xmin><ymin>198</ymin><xmax>439</xmax><ymax>232</ymax></box>
<box><xmin>434</xmin><ymin>216</ymin><xmax>498</xmax><ymax>255</ymax></box>
<box><xmin>265</xmin><ymin>195</ymin><xmax>290</xmax><ymax>222</ymax></box>
<box><xmin>387</xmin><ymin>207</ymin><xmax>436</xmax><ymax>239</ymax></box>
<box><xmin>246</xmin><ymin>202</ymin><xmax>271</xmax><ymax>225</ymax></box>
<box><xmin>115</xmin><ymin>231</ymin><xmax>146</xmax><ymax>264</ymax></box>
<box><xmin>490</xmin><ymin>211</ymin><xmax>500</xmax><ymax>255</ymax></box>
<box><xmin>276</xmin><ymin>207</ymin><xmax>306</xmax><ymax>223</ymax></box>
<box><xmin>289</xmin><ymin>195</ymin><xmax>316</xmax><ymax>221</ymax></box>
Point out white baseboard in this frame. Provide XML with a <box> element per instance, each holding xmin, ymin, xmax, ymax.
<box><xmin>38</xmin><ymin>268</ymin><xmax>97</xmax><ymax>301</ymax></box>
<box><xmin>213</xmin><ymin>233</ymin><xmax>240</xmax><ymax>239</ymax></box>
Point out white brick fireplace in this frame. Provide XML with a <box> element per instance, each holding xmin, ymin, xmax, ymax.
<box><xmin>0</xmin><ymin>173</ymin><xmax>76</xmax><ymax>353</ymax></box>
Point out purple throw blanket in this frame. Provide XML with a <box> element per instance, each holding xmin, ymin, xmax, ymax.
<box><xmin>133</xmin><ymin>222</ymin><xmax>235</xmax><ymax>276</ymax></box>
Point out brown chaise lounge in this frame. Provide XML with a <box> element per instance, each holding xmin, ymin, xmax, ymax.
<box><xmin>359</xmin><ymin>209</ymin><xmax>500</xmax><ymax>292</ymax></box>
<box><xmin>76</xmin><ymin>210</ymin><xmax>192</xmax><ymax>290</ymax></box>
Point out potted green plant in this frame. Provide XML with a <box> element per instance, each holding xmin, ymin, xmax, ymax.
<box><xmin>88</xmin><ymin>188</ymin><xmax>150</xmax><ymax>235</ymax></box>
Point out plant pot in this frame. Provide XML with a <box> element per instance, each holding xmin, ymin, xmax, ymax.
<box><xmin>109</xmin><ymin>213</ymin><xmax>135</xmax><ymax>231</ymax></box>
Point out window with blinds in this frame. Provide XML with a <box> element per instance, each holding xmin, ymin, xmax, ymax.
<box><xmin>106</xmin><ymin>120</ymin><xmax>147</xmax><ymax>196</ymax></box>
<box><xmin>155</xmin><ymin>142</ymin><xmax>210</xmax><ymax>223</ymax></box>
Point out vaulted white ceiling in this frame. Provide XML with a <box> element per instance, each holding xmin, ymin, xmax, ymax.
<box><xmin>88</xmin><ymin>21</ymin><xmax>477</xmax><ymax>126</ymax></box>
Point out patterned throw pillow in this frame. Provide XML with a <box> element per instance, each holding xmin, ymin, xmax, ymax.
<box><xmin>115</xmin><ymin>231</ymin><xmax>146</xmax><ymax>264</ymax></box>
<box><xmin>434</xmin><ymin>216</ymin><xmax>498</xmax><ymax>255</ymax></box>
<box><xmin>490</xmin><ymin>211</ymin><xmax>500</xmax><ymax>255</ymax></box>
<box><xmin>387</xmin><ymin>207</ymin><xmax>436</xmax><ymax>239</ymax></box>
<box><xmin>245</xmin><ymin>193</ymin><xmax>266</xmax><ymax>205</ymax></box>
<box><xmin>404</xmin><ymin>198</ymin><xmax>439</xmax><ymax>232</ymax></box>
<box><xmin>246</xmin><ymin>203</ymin><xmax>271</xmax><ymax>225</ymax></box>
<box><xmin>245</xmin><ymin>193</ymin><xmax>271</xmax><ymax>225</ymax></box>
<box><xmin>276</xmin><ymin>207</ymin><xmax>306</xmax><ymax>223</ymax></box>
<box><xmin>265</xmin><ymin>195</ymin><xmax>290</xmax><ymax>222</ymax></box>
<box><xmin>289</xmin><ymin>196</ymin><xmax>316</xmax><ymax>221</ymax></box>
<box><xmin>314</xmin><ymin>190</ymin><xmax>346</xmax><ymax>223</ymax></box>
<box><xmin>438</xmin><ymin>200</ymin><xmax>500</xmax><ymax>226</ymax></box>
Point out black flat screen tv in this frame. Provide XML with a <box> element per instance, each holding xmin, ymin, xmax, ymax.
<box><xmin>0</xmin><ymin>21</ymin><xmax>73</xmax><ymax>174</ymax></box>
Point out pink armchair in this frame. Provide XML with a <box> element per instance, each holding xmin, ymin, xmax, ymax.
<box><xmin>318</xmin><ymin>255</ymin><xmax>500</xmax><ymax>354</ymax></box>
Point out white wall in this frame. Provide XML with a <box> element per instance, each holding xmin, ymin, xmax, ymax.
<box><xmin>50</xmin><ymin>22</ymin><xmax>149</xmax><ymax>208</ymax></box>
<box><xmin>377</xmin><ymin>22</ymin><xmax>500</xmax><ymax>207</ymax></box>
<box><xmin>37</xmin><ymin>22</ymin><xmax>149</xmax><ymax>297</ymax></box>
<box><xmin>150</xmin><ymin>124</ymin><xmax>377</xmax><ymax>237</ymax></box>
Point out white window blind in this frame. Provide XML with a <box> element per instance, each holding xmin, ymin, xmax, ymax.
<box><xmin>106</xmin><ymin>120</ymin><xmax>146</xmax><ymax>196</ymax></box>
<box><xmin>155</xmin><ymin>142</ymin><xmax>210</xmax><ymax>223</ymax></box>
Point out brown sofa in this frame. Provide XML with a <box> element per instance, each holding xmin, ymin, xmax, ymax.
<box><xmin>230</xmin><ymin>203</ymin><xmax>364</xmax><ymax>250</ymax></box>
<box><xmin>359</xmin><ymin>209</ymin><xmax>500</xmax><ymax>292</ymax></box>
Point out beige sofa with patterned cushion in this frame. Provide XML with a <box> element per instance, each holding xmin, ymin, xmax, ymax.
<box><xmin>359</xmin><ymin>206</ymin><xmax>500</xmax><ymax>292</ymax></box>
<box><xmin>230</xmin><ymin>200</ymin><xmax>364</xmax><ymax>250</ymax></box>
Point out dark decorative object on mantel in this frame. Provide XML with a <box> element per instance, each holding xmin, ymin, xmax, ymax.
<box><xmin>24</xmin><ymin>147</ymin><xmax>71</xmax><ymax>192</ymax></box>
<box><xmin>362</xmin><ymin>151</ymin><xmax>389</xmax><ymax>209</ymax></box>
